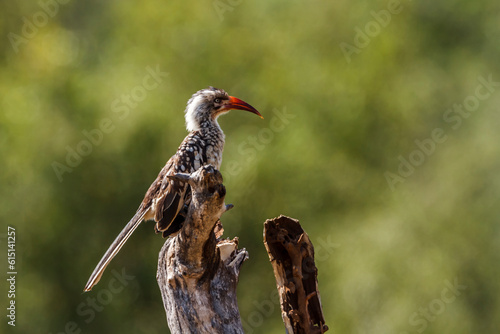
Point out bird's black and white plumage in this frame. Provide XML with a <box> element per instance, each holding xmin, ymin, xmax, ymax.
<box><xmin>84</xmin><ymin>87</ymin><xmax>262</xmax><ymax>292</ymax></box>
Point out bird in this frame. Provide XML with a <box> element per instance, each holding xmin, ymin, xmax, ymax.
<box><xmin>84</xmin><ymin>87</ymin><xmax>262</xmax><ymax>292</ymax></box>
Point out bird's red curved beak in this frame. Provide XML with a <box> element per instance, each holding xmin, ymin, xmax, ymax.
<box><xmin>223</xmin><ymin>96</ymin><xmax>264</xmax><ymax>119</ymax></box>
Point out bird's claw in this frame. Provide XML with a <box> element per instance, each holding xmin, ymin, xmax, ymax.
<box><xmin>167</xmin><ymin>173</ymin><xmax>191</xmax><ymax>183</ymax></box>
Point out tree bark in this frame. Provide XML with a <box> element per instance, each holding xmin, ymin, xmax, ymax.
<box><xmin>156</xmin><ymin>165</ymin><xmax>248</xmax><ymax>334</ymax></box>
<box><xmin>264</xmin><ymin>215</ymin><xmax>328</xmax><ymax>334</ymax></box>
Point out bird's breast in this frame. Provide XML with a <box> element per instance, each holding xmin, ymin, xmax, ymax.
<box><xmin>181</xmin><ymin>128</ymin><xmax>224</xmax><ymax>171</ymax></box>
<box><xmin>206</xmin><ymin>145</ymin><xmax>223</xmax><ymax>169</ymax></box>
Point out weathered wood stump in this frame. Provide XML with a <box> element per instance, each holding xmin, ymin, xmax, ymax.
<box><xmin>156</xmin><ymin>165</ymin><xmax>248</xmax><ymax>334</ymax></box>
<box><xmin>264</xmin><ymin>215</ymin><xmax>328</xmax><ymax>334</ymax></box>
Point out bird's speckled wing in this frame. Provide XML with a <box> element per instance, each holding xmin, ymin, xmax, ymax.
<box><xmin>143</xmin><ymin>131</ymin><xmax>208</xmax><ymax>236</ymax></box>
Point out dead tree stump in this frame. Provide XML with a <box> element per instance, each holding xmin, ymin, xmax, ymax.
<box><xmin>156</xmin><ymin>165</ymin><xmax>248</xmax><ymax>334</ymax></box>
<box><xmin>264</xmin><ymin>215</ymin><xmax>328</xmax><ymax>334</ymax></box>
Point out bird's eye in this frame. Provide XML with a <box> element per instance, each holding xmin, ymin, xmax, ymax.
<box><xmin>214</xmin><ymin>98</ymin><xmax>221</xmax><ymax>104</ymax></box>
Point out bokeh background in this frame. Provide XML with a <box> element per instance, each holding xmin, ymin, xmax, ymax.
<box><xmin>1</xmin><ymin>0</ymin><xmax>499</xmax><ymax>333</ymax></box>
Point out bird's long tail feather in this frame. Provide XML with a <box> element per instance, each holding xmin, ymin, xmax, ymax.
<box><xmin>84</xmin><ymin>210</ymin><xmax>147</xmax><ymax>292</ymax></box>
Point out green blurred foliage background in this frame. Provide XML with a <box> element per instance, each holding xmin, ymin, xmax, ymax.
<box><xmin>1</xmin><ymin>0</ymin><xmax>499</xmax><ymax>333</ymax></box>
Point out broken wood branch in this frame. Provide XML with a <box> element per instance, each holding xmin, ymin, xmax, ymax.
<box><xmin>264</xmin><ymin>215</ymin><xmax>328</xmax><ymax>334</ymax></box>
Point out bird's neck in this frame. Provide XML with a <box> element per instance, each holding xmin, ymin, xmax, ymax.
<box><xmin>189</xmin><ymin>120</ymin><xmax>225</xmax><ymax>169</ymax></box>
<box><xmin>198</xmin><ymin>119</ymin><xmax>224</xmax><ymax>138</ymax></box>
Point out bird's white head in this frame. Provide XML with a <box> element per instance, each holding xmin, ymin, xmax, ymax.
<box><xmin>184</xmin><ymin>87</ymin><xmax>263</xmax><ymax>132</ymax></box>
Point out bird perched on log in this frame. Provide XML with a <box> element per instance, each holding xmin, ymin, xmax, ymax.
<box><xmin>84</xmin><ymin>87</ymin><xmax>262</xmax><ymax>292</ymax></box>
